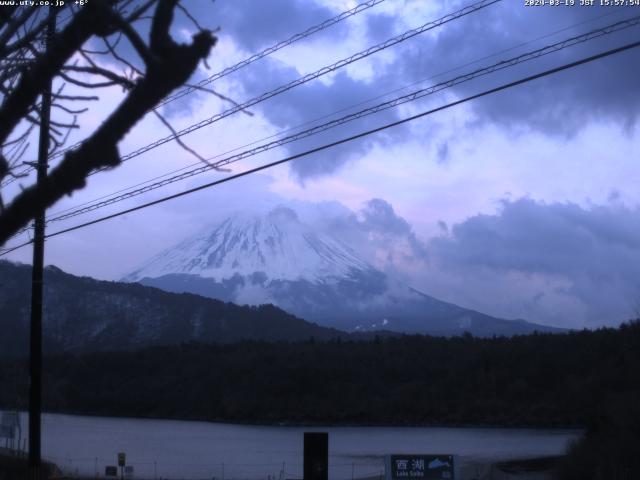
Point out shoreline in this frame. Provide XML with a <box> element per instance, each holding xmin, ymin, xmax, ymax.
<box><xmin>1</xmin><ymin>407</ymin><xmax>586</xmax><ymax>431</ymax></box>
<box><xmin>0</xmin><ymin>451</ymin><xmax>565</xmax><ymax>480</ymax></box>
<box><xmin>0</xmin><ymin>413</ymin><xmax>578</xmax><ymax>480</ymax></box>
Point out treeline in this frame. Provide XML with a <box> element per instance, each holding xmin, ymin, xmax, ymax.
<box><xmin>1</xmin><ymin>322</ymin><xmax>639</xmax><ymax>428</ymax></box>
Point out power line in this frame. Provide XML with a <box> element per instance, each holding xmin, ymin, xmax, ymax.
<box><xmin>0</xmin><ymin>0</ymin><xmax>388</xmax><ymax>187</ymax></box>
<box><xmin>49</xmin><ymin>0</ymin><xmax>501</xmax><ymax>169</ymax></box>
<box><xmin>2</xmin><ymin>0</ymin><xmax>499</xmax><ymax>190</ymax></box>
<box><xmin>2</xmin><ymin>1</ymin><xmax>497</xmax><ymax>194</ymax></box>
<box><xmin>159</xmin><ymin>0</ymin><xmax>388</xmax><ymax>107</ymax></box>
<box><xmin>45</xmin><ymin>5</ymin><xmax>632</xmax><ymax>220</ymax></box>
<box><xmin>6</xmin><ymin>12</ymin><xmax>638</xmax><ymax>245</ymax></box>
<box><xmin>37</xmin><ymin>15</ymin><xmax>640</xmax><ymax>227</ymax></box>
<box><xmin>2</xmin><ymin>38</ymin><xmax>638</xmax><ymax>257</ymax></box>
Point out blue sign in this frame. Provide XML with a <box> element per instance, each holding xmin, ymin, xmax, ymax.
<box><xmin>388</xmin><ymin>455</ymin><xmax>455</xmax><ymax>480</ymax></box>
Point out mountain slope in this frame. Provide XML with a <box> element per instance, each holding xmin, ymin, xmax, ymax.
<box><xmin>0</xmin><ymin>260</ymin><xmax>349</xmax><ymax>356</ymax></box>
<box><xmin>125</xmin><ymin>206</ymin><xmax>561</xmax><ymax>337</ymax></box>
<box><xmin>126</xmin><ymin>207</ymin><xmax>375</xmax><ymax>283</ymax></box>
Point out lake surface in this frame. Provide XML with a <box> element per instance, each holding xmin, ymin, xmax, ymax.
<box><xmin>6</xmin><ymin>412</ymin><xmax>580</xmax><ymax>479</ymax></box>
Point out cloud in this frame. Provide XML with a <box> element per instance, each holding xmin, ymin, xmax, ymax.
<box><xmin>436</xmin><ymin>142</ymin><xmax>449</xmax><ymax>164</ymax></box>
<box><xmin>360</xmin><ymin>198</ymin><xmax>413</xmax><ymax>234</ymax></box>
<box><xmin>78</xmin><ymin>0</ymin><xmax>639</xmax><ymax>187</ymax></box>
<box><xmin>166</xmin><ymin>1</ymin><xmax>640</xmax><ymax>182</ymax></box>
<box><xmin>199</xmin><ymin>0</ymin><xmax>344</xmax><ymax>53</ymax></box>
<box><xmin>173</xmin><ymin>0</ymin><xmax>428</xmax><ymax>180</ymax></box>
<box><xmin>229</xmin><ymin>56</ymin><xmax>408</xmax><ymax>180</ymax></box>
<box><xmin>424</xmin><ymin>198</ymin><xmax>640</xmax><ymax>327</ymax></box>
<box><xmin>206</xmin><ymin>1</ymin><xmax>640</xmax><ymax>181</ymax></box>
<box><xmin>390</xmin><ymin>2</ymin><xmax>640</xmax><ymax>135</ymax></box>
<box><xmin>364</xmin><ymin>10</ymin><xmax>397</xmax><ymax>43</ymax></box>
<box><xmin>310</xmin><ymin>198</ymin><xmax>428</xmax><ymax>278</ymax></box>
<box><xmin>4</xmin><ymin>1</ymin><xmax>638</xmax><ymax>333</ymax></box>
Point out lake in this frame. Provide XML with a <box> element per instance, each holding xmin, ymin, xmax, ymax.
<box><xmin>5</xmin><ymin>412</ymin><xmax>581</xmax><ymax>479</ymax></box>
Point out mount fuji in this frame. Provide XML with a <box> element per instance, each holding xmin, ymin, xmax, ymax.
<box><xmin>124</xmin><ymin>206</ymin><xmax>559</xmax><ymax>337</ymax></box>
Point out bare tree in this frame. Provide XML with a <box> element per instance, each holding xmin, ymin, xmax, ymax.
<box><xmin>0</xmin><ymin>0</ymin><xmax>217</xmax><ymax>246</ymax></box>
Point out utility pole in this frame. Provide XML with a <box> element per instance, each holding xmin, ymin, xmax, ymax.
<box><xmin>28</xmin><ymin>7</ymin><xmax>56</xmax><ymax>480</ymax></box>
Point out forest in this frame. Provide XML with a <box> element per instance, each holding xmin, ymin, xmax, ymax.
<box><xmin>1</xmin><ymin>322</ymin><xmax>639</xmax><ymax>427</ymax></box>
<box><xmin>1</xmin><ymin>322</ymin><xmax>640</xmax><ymax>478</ymax></box>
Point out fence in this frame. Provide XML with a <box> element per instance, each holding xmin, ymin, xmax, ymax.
<box><xmin>45</xmin><ymin>456</ymin><xmax>385</xmax><ymax>480</ymax></box>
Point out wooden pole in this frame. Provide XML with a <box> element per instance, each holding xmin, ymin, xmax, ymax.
<box><xmin>28</xmin><ymin>8</ymin><xmax>55</xmax><ymax>480</ymax></box>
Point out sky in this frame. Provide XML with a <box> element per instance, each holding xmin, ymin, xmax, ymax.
<box><xmin>2</xmin><ymin>0</ymin><xmax>640</xmax><ymax>329</ymax></box>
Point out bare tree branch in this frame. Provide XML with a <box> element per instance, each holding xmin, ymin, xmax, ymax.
<box><xmin>0</xmin><ymin>6</ymin><xmax>36</xmax><ymax>56</ymax></box>
<box><xmin>2</xmin><ymin>9</ymin><xmax>56</xmax><ymax>58</ymax></box>
<box><xmin>0</xmin><ymin>1</ymin><xmax>120</xmax><ymax>145</ymax></box>
<box><xmin>184</xmin><ymin>82</ymin><xmax>254</xmax><ymax>116</ymax></box>
<box><xmin>51</xmin><ymin>94</ymin><xmax>100</xmax><ymax>101</ymax></box>
<box><xmin>99</xmin><ymin>36</ymin><xmax>144</xmax><ymax>76</ymax></box>
<box><xmin>124</xmin><ymin>0</ymin><xmax>158</xmax><ymax>23</ymax></box>
<box><xmin>58</xmin><ymin>71</ymin><xmax>120</xmax><ymax>89</ymax></box>
<box><xmin>0</xmin><ymin>0</ymin><xmax>216</xmax><ymax>245</ymax></box>
<box><xmin>153</xmin><ymin>110</ymin><xmax>209</xmax><ymax>165</ymax></box>
<box><xmin>52</xmin><ymin>103</ymin><xmax>89</xmax><ymax>115</ymax></box>
<box><xmin>177</xmin><ymin>1</ymin><xmax>205</xmax><ymax>32</ymax></box>
<box><xmin>62</xmin><ymin>64</ymin><xmax>137</xmax><ymax>89</ymax></box>
<box><xmin>116</xmin><ymin>18</ymin><xmax>157</xmax><ymax>66</ymax></box>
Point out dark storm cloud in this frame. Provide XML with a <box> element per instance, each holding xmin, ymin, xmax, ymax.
<box><xmin>391</xmin><ymin>1</ymin><xmax>640</xmax><ymax>134</ymax></box>
<box><xmin>161</xmin><ymin>0</ymin><xmax>347</xmax><ymax>117</ymax></box>
<box><xmin>237</xmin><ymin>59</ymin><xmax>409</xmax><ymax>178</ymax></box>
<box><xmin>360</xmin><ymin>198</ymin><xmax>414</xmax><ymax>236</ymax></box>
<box><xmin>201</xmin><ymin>0</ymin><xmax>344</xmax><ymax>53</ymax></box>
<box><xmin>436</xmin><ymin>142</ymin><xmax>449</xmax><ymax>164</ymax></box>
<box><xmin>180</xmin><ymin>1</ymin><xmax>639</xmax><ymax>179</ymax></box>
<box><xmin>428</xmin><ymin>198</ymin><xmax>640</xmax><ymax>324</ymax></box>
<box><xmin>365</xmin><ymin>11</ymin><xmax>397</xmax><ymax>41</ymax></box>
<box><xmin>178</xmin><ymin>0</ymin><xmax>426</xmax><ymax>179</ymax></box>
<box><xmin>318</xmin><ymin>198</ymin><xmax>428</xmax><ymax>272</ymax></box>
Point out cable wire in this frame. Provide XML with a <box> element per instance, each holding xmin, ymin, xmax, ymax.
<box><xmin>48</xmin><ymin>0</ymin><xmax>501</xmax><ymax>168</ymax></box>
<box><xmin>2</xmin><ymin>0</ymin><xmax>499</xmax><ymax>189</ymax></box>
<box><xmin>45</xmin><ymin>5</ymin><xmax>632</xmax><ymax>220</ymax></box>
<box><xmin>0</xmin><ymin>0</ymin><xmax>387</xmax><ymax>187</ymax></box>
<box><xmin>38</xmin><ymin>15</ymin><xmax>640</xmax><ymax>227</ymax></box>
<box><xmin>2</xmin><ymin>37</ymin><xmax>638</xmax><ymax>256</ymax></box>
<box><xmin>159</xmin><ymin>0</ymin><xmax>388</xmax><ymax>107</ymax></box>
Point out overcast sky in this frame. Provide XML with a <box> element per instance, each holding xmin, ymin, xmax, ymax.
<box><xmin>3</xmin><ymin>0</ymin><xmax>640</xmax><ymax>329</ymax></box>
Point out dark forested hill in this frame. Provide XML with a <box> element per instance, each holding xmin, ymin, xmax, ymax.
<box><xmin>1</xmin><ymin>322</ymin><xmax>638</xmax><ymax>428</ymax></box>
<box><xmin>0</xmin><ymin>260</ymin><xmax>353</xmax><ymax>355</ymax></box>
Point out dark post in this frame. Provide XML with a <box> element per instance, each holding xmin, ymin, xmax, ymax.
<box><xmin>28</xmin><ymin>8</ymin><xmax>55</xmax><ymax>480</ymax></box>
<box><xmin>303</xmin><ymin>432</ymin><xmax>328</xmax><ymax>480</ymax></box>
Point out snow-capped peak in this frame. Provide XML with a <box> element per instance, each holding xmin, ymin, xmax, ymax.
<box><xmin>126</xmin><ymin>206</ymin><xmax>375</xmax><ymax>283</ymax></box>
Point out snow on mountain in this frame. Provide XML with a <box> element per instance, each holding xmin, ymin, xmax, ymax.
<box><xmin>126</xmin><ymin>206</ymin><xmax>374</xmax><ymax>284</ymax></box>
<box><xmin>125</xmin><ymin>206</ymin><xmax>563</xmax><ymax>337</ymax></box>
